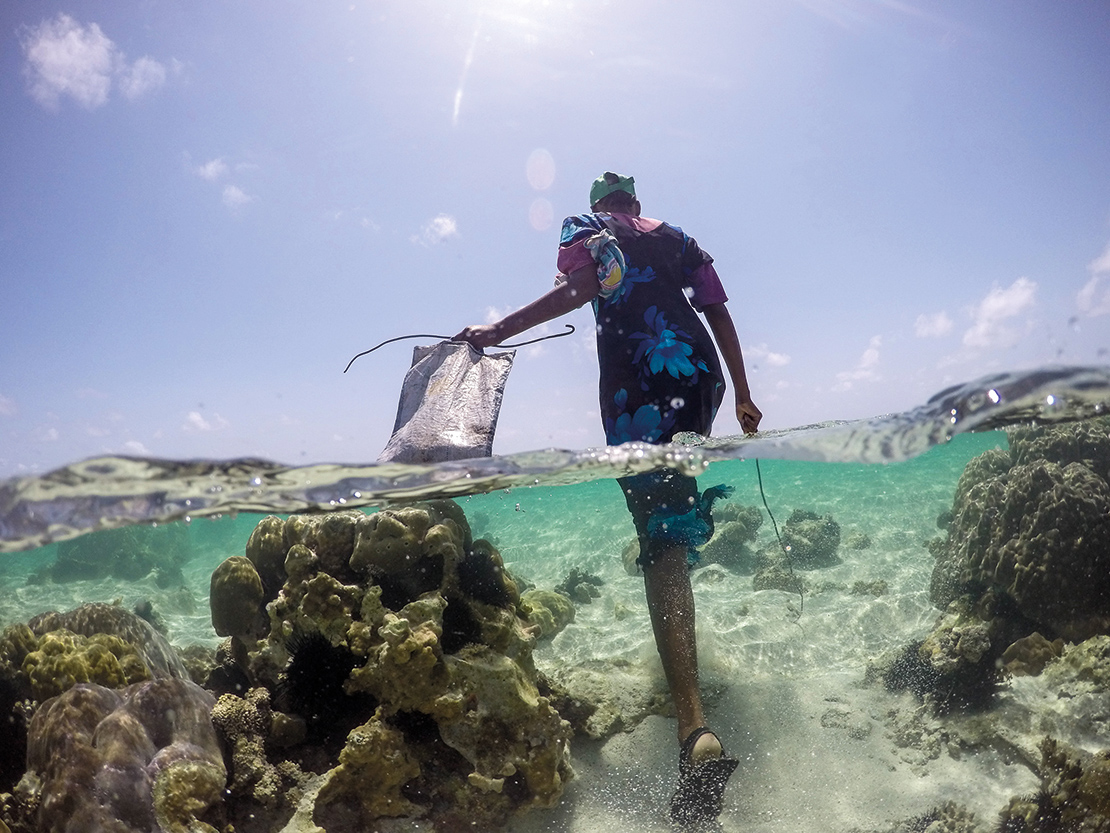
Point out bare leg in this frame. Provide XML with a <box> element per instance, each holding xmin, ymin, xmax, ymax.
<box><xmin>642</xmin><ymin>544</ymin><xmax>722</xmax><ymax>762</ymax></box>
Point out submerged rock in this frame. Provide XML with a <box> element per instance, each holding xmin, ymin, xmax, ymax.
<box><xmin>209</xmin><ymin>555</ymin><xmax>267</xmax><ymax>641</ymax></box>
<box><xmin>1000</xmin><ymin>632</ymin><xmax>1065</xmax><ymax>677</ymax></box>
<box><xmin>0</xmin><ymin>603</ymin><xmax>203</xmax><ymax>831</ymax></box>
<box><xmin>780</xmin><ymin>508</ymin><xmax>841</xmax><ymax>569</ymax></box>
<box><xmin>929</xmin><ymin>417</ymin><xmax>1110</xmax><ymax>642</ymax></box>
<box><xmin>554</xmin><ymin>567</ymin><xmax>603</xmax><ymax>604</ymax></box>
<box><xmin>519</xmin><ymin>589</ymin><xmax>576</xmax><ymax>640</ymax></box>
<box><xmin>209</xmin><ymin>502</ymin><xmax>574</xmax><ymax>831</ymax></box>
<box><xmin>21</xmin><ymin>629</ymin><xmax>151</xmax><ymax>701</ymax></box>
<box><xmin>997</xmin><ymin>737</ymin><xmax>1110</xmax><ymax>831</ymax></box>
<box><xmin>25</xmin><ymin>678</ymin><xmax>224</xmax><ymax>833</ymax></box>
<box><xmin>210</xmin><ymin>687</ymin><xmax>292</xmax><ymax>812</ymax></box>
<box><xmin>29</xmin><ymin>523</ymin><xmax>191</xmax><ymax>587</ymax></box>
<box><xmin>699</xmin><ymin>503</ymin><xmax>763</xmax><ymax>572</ymax></box>
<box><xmin>27</xmin><ymin>603</ymin><xmax>188</xmax><ymax>681</ymax></box>
<box><xmin>870</xmin><ymin>595</ymin><xmax>1012</xmax><ymax>715</ymax></box>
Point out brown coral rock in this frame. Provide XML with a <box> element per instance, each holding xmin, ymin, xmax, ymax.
<box><xmin>26</xmin><ymin>678</ymin><xmax>223</xmax><ymax>833</ymax></box>
<box><xmin>21</xmin><ymin>630</ymin><xmax>151</xmax><ymax>701</ymax></box>
<box><xmin>953</xmin><ymin>461</ymin><xmax>1110</xmax><ymax>639</ymax></box>
<box><xmin>229</xmin><ymin>505</ymin><xmax>574</xmax><ymax>830</ymax></box>
<box><xmin>1001</xmin><ymin>632</ymin><xmax>1064</xmax><ymax>677</ymax></box>
<box><xmin>211</xmin><ymin>688</ymin><xmax>283</xmax><ymax>808</ymax></box>
<box><xmin>28</xmin><ymin>603</ymin><xmax>187</xmax><ymax>680</ymax></box>
<box><xmin>1009</xmin><ymin>416</ymin><xmax>1110</xmax><ymax>484</ymax></box>
<box><xmin>210</xmin><ymin>555</ymin><xmax>266</xmax><ymax>641</ymax></box>
<box><xmin>317</xmin><ymin>715</ymin><xmax>422</xmax><ymax>818</ymax></box>
<box><xmin>244</xmin><ymin>515</ymin><xmax>287</xmax><ymax>597</ymax></box>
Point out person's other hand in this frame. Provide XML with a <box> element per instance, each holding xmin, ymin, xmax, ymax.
<box><xmin>451</xmin><ymin>324</ymin><xmax>500</xmax><ymax>350</ymax></box>
<box><xmin>737</xmin><ymin>399</ymin><xmax>762</xmax><ymax>435</ymax></box>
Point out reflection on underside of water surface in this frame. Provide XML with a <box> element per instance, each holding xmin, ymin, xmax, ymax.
<box><xmin>0</xmin><ymin>364</ymin><xmax>1107</xmax><ymax>554</ymax></box>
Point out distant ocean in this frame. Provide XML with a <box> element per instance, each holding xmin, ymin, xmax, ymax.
<box><xmin>1</xmin><ymin>364</ymin><xmax>1108</xmax><ymax>832</ymax></box>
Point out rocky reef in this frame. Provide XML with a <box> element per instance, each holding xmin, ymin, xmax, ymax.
<box><xmin>868</xmin><ymin>418</ymin><xmax>1110</xmax><ymax>831</ymax></box>
<box><xmin>0</xmin><ymin>500</ymin><xmax>581</xmax><ymax>833</ymax></box>
<box><xmin>996</xmin><ymin>737</ymin><xmax>1110</xmax><ymax>832</ymax></box>
<box><xmin>929</xmin><ymin>417</ymin><xmax>1110</xmax><ymax>642</ymax></box>
<box><xmin>880</xmin><ymin>418</ymin><xmax>1110</xmax><ymax>718</ymax></box>
<box><xmin>0</xmin><ymin>603</ymin><xmax>221</xmax><ymax>833</ymax></box>
<box><xmin>871</xmin><ymin>593</ymin><xmax>1011</xmax><ymax>715</ymax></box>
<box><xmin>206</xmin><ymin>502</ymin><xmax>573</xmax><ymax>832</ymax></box>
<box><xmin>26</xmin><ymin>678</ymin><xmax>224</xmax><ymax>833</ymax></box>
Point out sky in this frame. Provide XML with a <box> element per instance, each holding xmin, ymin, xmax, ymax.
<box><xmin>1</xmin><ymin>0</ymin><xmax>1109</xmax><ymax>477</ymax></box>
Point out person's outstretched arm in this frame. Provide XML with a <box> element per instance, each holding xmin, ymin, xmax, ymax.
<box><xmin>453</xmin><ymin>265</ymin><xmax>598</xmax><ymax>349</ymax></box>
<box><xmin>701</xmin><ymin>302</ymin><xmax>762</xmax><ymax>434</ymax></box>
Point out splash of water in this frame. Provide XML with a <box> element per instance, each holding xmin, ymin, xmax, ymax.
<box><xmin>1</xmin><ymin>364</ymin><xmax>1106</xmax><ymax>553</ymax></box>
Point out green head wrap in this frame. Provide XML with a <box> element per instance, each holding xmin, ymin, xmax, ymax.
<box><xmin>589</xmin><ymin>172</ymin><xmax>636</xmax><ymax>208</ymax></box>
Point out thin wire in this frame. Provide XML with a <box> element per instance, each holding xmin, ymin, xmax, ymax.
<box><xmin>755</xmin><ymin>458</ymin><xmax>804</xmax><ymax>619</ymax></box>
<box><xmin>343</xmin><ymin>324</ymin><xmax>576</xmax><ymax>373</ymax></box>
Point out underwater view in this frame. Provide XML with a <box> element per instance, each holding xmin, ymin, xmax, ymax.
<box><xmin>0</xmin><ymin>365</ymin><xmax>1108</xmax><ymax>832</ymax></box>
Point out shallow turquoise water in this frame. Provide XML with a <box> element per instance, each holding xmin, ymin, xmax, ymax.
<box><xmin>0</xmin><ymin>430</ymin><xmax>1006</xmax><ymax>660</ymax></box>
<box><xmin>1</xmin><ymin>366</ymin><xmax>1108</xmax><ymax>832</ymax></box>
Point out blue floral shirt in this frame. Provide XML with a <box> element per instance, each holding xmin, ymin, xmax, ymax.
<box><xmin>558</xmin><ymin>213</ymin><xmax>726</xmax><ymax>445</ymax></box>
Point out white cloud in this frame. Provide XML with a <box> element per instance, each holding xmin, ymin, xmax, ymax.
<box><xmin>483</xmin><ymin>305</ymin><xmax>515</xmax><ymax>325</ymax></box>
<box><xmin>195</xmin><ymin>158</ymin><xmax>229</xmax><ymax>181</ymax></box>
<box><xmin>1077</xmin><ymin>243</ymin><xmax>1110</xmax><ymax>318</ymax></box>
<box><xmin>0</xmin><ymin>394</ymin><xmax>16</xmax><ymax>417</ymax></box>
<box><xmin>914</xmin><ymin>311</ymin><xmax>953</xmax><ymax>338</ymax></box>
<box><xmin>20</xmin><ymin>14</ymin><xmax>168</xmax><ymax>110</ymax></box>
<box><xmin>183</xmin><ymin>411</ymin><xmax>229</xmax><ymax>432</ymax></box>
<box><xmin>21</xmin><ymin>14</ymin><xmax>115</xmax><ymax>109</ymax></box>
<box><xmin>414</xmin><ymin>214</ymin><xmax>459</xmax><ymax>246</ymax></box>
<box><xmin>962</xmin><ymin>277</ymin><xmax>1037</xmax><ymax>349</ymax></box>
<box><xmin>833</xmin><ymin>335</ymin><xmax>882</xmax><ymax>391</ymax></box>
<box><xmin>121</xmin><ymin>440</ymin><xmax>150</xmax><ymax>455</ymax></box>
<box><xmin>118</xmin><ymin>55</ymin><xmax>166</xmax><ymax>100</ymax></box>
<box><xmin>1077</xmin><ymin>277</ymin><xmax>1110</xmax><ymax>318</ymax></box>
<box><xmin>222</xmin><ymin>185</ymin><xmax>255</xmax><ymax>209</ymax></box>
<box><xmin>745</xmin><ymin>343</ymin><xmax>792</xmax><ymax>368</ymax></box>
<box><xmin>1089</xmin><ymin>242</ymin><xmax>1110</xmax><ymax>276</ymax></box>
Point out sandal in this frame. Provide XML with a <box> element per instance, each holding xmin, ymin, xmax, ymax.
<box><xmin>669</xmin><ymin>727</ymin><xmax>738</xmax><ymax>826</ymax></box>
